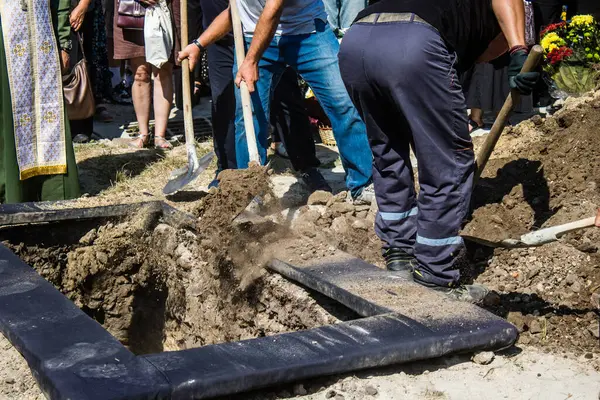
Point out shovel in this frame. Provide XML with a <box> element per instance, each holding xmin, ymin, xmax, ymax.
<box><xmin>474</xmin><ymin>45</ymin><xmax>544</xmax><ymax>184</ymax></box>
<box><xmin>231</xmin><ymin>0</ymin><xmax>260</xmax><ymax>164</ymax></box>
<box><xmin>163</xmin><ymin>0</ymin><xmax>215</xmax><ymax>196</ymax></box>
<box><xmin>230</xmin><ymin>0</ymin><xmax>266</xmax><ymax>224</ymax></box>
<box><xmin>462</xmin><ymin>216</ymin><xmax>597</xmax><ymax>248</ymax></box>
<box><xmin>464</xmin><ymin>45</ymin><xmax>544</xmax><ymax>246</ymax></box>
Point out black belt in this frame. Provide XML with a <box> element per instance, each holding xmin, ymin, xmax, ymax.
<box><xmin>355</xmin><ymin>12</ymin><xmax>429</xmax><ymax>26</ymax></box>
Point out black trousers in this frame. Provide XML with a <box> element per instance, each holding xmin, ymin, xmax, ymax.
<box><xmin>174</xmin><ymin>0</ymin><xmax>203</xmax><ymax>110</ymax></box>
<box><xmin>570</xmin><ymin>0</ymin><xmax>600</xmax><ymax>18</ymax></box>
<box><xmin>207</xmin><ymin>40</ymin><xmax>237</xmax><ymax>171</ymax></box>
<box><xmin>270</xmin><ymin>68</ymin><xmax>320</xmax><ymax>171</ymax></box>
<box><xmin>531</xmin><ymin>0</ymin><xmax>564</xmax><ymax>36</ymax></box>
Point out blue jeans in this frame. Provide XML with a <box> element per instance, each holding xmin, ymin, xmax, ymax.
<box><xmin>234</xmin><ymin>21</ymin><xmax>372</xmax><ymax>196</ymax></box>
<box><xmin>322</xmin><ymin>0</ymin><xmax>368</xmax><ymax>30</ymax></box>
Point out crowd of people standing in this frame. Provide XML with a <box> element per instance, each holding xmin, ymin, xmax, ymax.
<box><xmin>0</xmin><ymin>0</ymin><xmax>599</xmax><ymax>301</ymax></box>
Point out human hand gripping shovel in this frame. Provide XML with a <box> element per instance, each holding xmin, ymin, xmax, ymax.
<box><xmin>163</xmin><ymin>0</ymin><xmax>215</xmax><ymax>196</ymax></box>
<box><xmin>473</xmin><ymin>45</ymin><xmax>544</xmax><ymax>184</ymax></box>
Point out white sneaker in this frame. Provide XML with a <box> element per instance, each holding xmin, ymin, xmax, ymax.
<box><xmin>348</xmin><ymin>183</ymin><xmax>375</xmax><ymax>205</ymax></box>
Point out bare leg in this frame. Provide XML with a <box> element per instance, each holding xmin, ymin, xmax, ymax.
<box><xmin>153</xmin><ymin>62</ymin><xmax>174</xmax><ymax>148</ymax></box>
<box><xmin>130</xmin><ymin>57</ymin><xmax>152</xmax><ymax>147</ymax></box>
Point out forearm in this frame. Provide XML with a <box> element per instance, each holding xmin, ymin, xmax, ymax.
<box><xmin>197</xmin><ymin>7</ymin><xmax>233</xmax><ymax>47</ymax></box>
<box><xmin>245</xmin><ymin>0</ymin><xmax>284</xmax><ymax>64</ymax></box>
<box><xmin>492</xmin><ymin>0</ymin><xmax>526</xmax><ymax>48</ymax></box>
<box><xmin>77</xmin><ymin>0</ymin><xmax>92</xmax><ymax>12</ymax></box>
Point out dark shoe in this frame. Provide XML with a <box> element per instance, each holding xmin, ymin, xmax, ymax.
<box><xmin>427</xmin><ymin>283</ymin><xmax>489</xmax><ymax>304</ymax></box>
<box><xmin>94</xmin><ymin>106</ymin><xmax>114</xmax><ymax>123</ymax></box>
<box><xmin>112</xmin><ymin>82</ymin><xmax>132</xmax><ymax>104</ymax></box>
<box><xmin>300</xmin><ymin>168</ymin><xmax>332</xmax><ymax>193</ymax></box>
<box><xmin>73</xmin><ymin>133</ymin><xmax>91</xmax><ymax>144</ymax></box>
<box><xmin>383</xmin><ymin>247</ymin><xmax>416</xmax><ymax>273</ymax></box>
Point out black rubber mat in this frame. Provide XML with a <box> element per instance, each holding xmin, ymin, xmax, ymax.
<box><xmin>0</xmin><ymin>200</ymin><xmax>162</xmax><ymax>226</ymax></box>
<box><xmin>0</xmin><ymin>203</ymin><xmax>518</xmax><ymax>399</ymax></box>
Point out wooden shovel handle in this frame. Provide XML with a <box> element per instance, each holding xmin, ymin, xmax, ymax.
<box><xmin>180</xmin><ymin>0</ymin><xmax>197</xmax><ymax>159</ymax></box>
<box><xmin>474</xmin><ymin>45</ymin><xmax>544</xmax><ymax>184</ymax></box>
<box><xmin>553</xmin><ymin>217</ymin><xmax>597</xmax><ymax>238</ymax></box>
<box><xmin>230</xmin><ymin>0</ymin><xmax>260</xmax><ymax>165</ymax></box>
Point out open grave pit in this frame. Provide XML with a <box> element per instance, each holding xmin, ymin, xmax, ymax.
<box><xmin>1</xmin><ymin>209</ymin><xmax>355</xmax><ymax>356</ymax></box>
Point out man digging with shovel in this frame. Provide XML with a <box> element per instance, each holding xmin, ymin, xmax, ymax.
<box><xmin>178</xmin><ymin>0</ymin><xmax>375</xmax><ymax>204</ymax></box>
<box><xmin>339</xmin><ymin>0</ymin><xmax>540</xmax><ymax>303</ymax></box>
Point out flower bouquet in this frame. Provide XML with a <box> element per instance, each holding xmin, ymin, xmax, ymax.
<box><xmin>540</xmin><ymin>15</ymin><xmax>600</xmax><ymax>96</ymax></box>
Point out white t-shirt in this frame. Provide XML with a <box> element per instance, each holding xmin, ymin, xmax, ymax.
<box><xmin>238</xmin><ymin>0</ymin><xmax>328</xmax><ymax>36</ymax></box>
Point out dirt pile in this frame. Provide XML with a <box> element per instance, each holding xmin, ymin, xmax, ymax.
<box><xmin>190</xmin><ymin>164</ymin><xmax>283</xmax><ymax>287</ymax></box>
<box><xmin>285</xmin><ymin>190</ymin><xmax>383</xmax><ymax>267</ymax></box>
<box><xmin>285</xmin><ymin>92</ymin><xmax>600</xmax><ymax>357</ymax></box>
<box><xmin>460</xmin><ymin>92</ymin><xmax>600</xmax><ymax>354</ymax></box>
<box><xmin>4</xmin><ymin>195</ymin><xmax>344</xmax><ymax>355</ymax></box>
<box><xmin>469</xmin><ymin>242</ymin><xmax>599</xmax><ymax>354</ymax></box>
<box><xmin>464</xmin><ymin>94</ymin><xmax>600</xmax><ymax>240</ymax></box>
<box><xmin>194</xmin><ymin>164</ymin><xmax>273</xmax><ymax>224</ymax></box>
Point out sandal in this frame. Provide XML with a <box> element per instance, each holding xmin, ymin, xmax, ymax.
<box><xmin>128</xmin><ymin>133</ymin><xmax>150</xmax><ymax>149</ymax></box>
<box><xmin>154</xmin><ymin>136</ymin><xmax>173</xmax><ymax>150</ymax></box>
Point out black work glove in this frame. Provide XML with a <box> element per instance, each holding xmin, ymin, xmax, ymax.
<box><xmin>508</xmin><ymin>49</ymin><xmax>539</xmax><ymax>95</ymax></box>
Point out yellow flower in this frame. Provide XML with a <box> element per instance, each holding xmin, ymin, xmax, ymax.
<box><xmin>570</xmin><ymin>15</ymin><xmax>595</xmax><ymax>26</ymax></box>
<box><xmin>541</xmin><ymin>32</ymin><xmax>565</xmax><ymax>52</ymax></box>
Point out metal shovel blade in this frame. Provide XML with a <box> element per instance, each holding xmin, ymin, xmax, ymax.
<box><xmin>163</xmin><ymin>151</ymin><xmax>215</xmax><ymax>195</ymax></box>
<box><xmin>232</xmin><ymin>195</ymin><xmax>264</xmax><ymax>225</ymax></box>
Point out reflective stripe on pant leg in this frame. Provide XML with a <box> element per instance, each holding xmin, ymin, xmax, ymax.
<box><xmin>416</xmin><ymin>234</ymin><xmax>462</xmax><ymax>246</ymax></box>
<box><xmin>379</xmin><ymin>207</ymin><xmax>417</xmax><ymax>221</ymax></box>
<box><xmin>376</xmin><ymin>207</ymin><xmax>418</xmax><ymax>253</ymax></box>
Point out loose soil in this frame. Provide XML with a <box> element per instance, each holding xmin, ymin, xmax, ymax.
<box><xmin>279</xmin><ymin>92</ymin><xmax>600</xmax><ymax>357</ymax></box>
<box><xmin>1</xmin><ymin>168</ymin><xmax>348</xmax><ymax>355</ymax></box>
<box><xmin>463</xmin><ymin>93</ymin><xmax>600</xmax><ymax>355</ymax></box>
<box><xmin>2</xmin><ymin>96</ymin><xmax>600</xmax><ymax>399</ymax></box>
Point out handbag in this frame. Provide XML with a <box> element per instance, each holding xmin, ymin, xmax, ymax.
<box><xmin>62</xmin><ymin>34</ymin><xmax>95</xmax><ymax>121</ymax></box>
<box><xmin>144</xmin><ymin>1</ymin><xmax>173</xmax><ymax>68</ymax></box>
<box><xmin>117</xmin><ymin>0</ymin><xmax>146</xmax><ymax>30</ymax></box>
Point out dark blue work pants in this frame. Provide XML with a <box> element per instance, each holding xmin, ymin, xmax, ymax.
<box><xmin>339</xmin><ymin>19</ymin><xmax>474</xmax><ymax>287</ymax></box>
